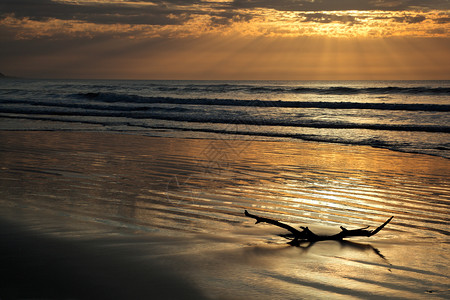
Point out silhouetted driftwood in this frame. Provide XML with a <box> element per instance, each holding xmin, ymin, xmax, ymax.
<box><xmin>245</xmin><ymin>210</ymin><xmax>393</xmax><ymax>245</ymax></box>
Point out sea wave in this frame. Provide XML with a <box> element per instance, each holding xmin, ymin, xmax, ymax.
<box><xmin>1</xmin><ymin>107</ymin><xmax>449</xmax><ymax>133</ymax></box>
<box><xmin>0</xmin><ymin>99</ymin><xmax>189</xmax><ymax>113</ymax></box>
<box><xmin>132</xmin><ymin>84</ymin><xmax>450</xmax><ymax>95</ymax></box>
<box><xmin>74</xmin><ymin>92</ymin><xmax>450</xmax><ymax>112</ymax></box>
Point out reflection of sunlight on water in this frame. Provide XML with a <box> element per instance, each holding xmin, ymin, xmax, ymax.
<box><xmin>318</xmin><ymin>191</ymin><xmax>345</xmax><ymax>209</ymax></box>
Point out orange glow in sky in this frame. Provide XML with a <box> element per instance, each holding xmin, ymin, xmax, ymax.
<box><xmin>0</xmin><ymin>0</ymin><xmax>449</xmax><ymax>79</ymax></box>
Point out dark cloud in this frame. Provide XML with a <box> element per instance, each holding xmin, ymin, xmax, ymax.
<box><xmin>208</xmin><ymin>11</ymin><xmax>254</xmax><ymax>26</ymax></box>
<box><xmin>392</xmin><ymin>14</ymin><xmax>426</xmax><ymax>23</ymax></box>
<box><xmin>0</xmin><ymin>0</ymin><xmax>201</xmax><ymax>25</ymax></box>
<box><xmin>434</xmin><ymin>16</ymin><xmax>450</xmax><ymax>24</ymax></box>
<box><xmin>300</xmin><ymin>13</ymin><xmax>358</xmax><ymax>24</ymax></box>
<box><xmin>372</xmin><ymin>13</ymin><xmax>434</xmax><ymax>24</ymax></box>
<box><xmin>231</xmin><ymin>0</ymin><xmax>450</xmax><ymax>11</ymax></box>
<box><xmin>0</xmin><ymin>0</ymin><xmax>261</xmax><ymax>30</ymax></box>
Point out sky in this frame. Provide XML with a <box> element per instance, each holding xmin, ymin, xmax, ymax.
<box><xmin>1</xmin><ymin>0</ymin><xmax>449</xmax><ymax>80</ymax></box>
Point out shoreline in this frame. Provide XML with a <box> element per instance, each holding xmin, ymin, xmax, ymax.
<box><xmin>0</xmin><ymin>127</ymin><xmax>448</xmax><ymax>160</ymax></box>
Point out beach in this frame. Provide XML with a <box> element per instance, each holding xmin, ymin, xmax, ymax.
<box><xmin>0</xmin><ymin>131</ymin><xmax>448</xmax><ymax>299</ymax></box>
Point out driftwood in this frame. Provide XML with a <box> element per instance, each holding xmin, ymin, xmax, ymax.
<box><xmin>245</xmin><ymin>210</ymin><xmax>394</xmax><ymax>246</ymax></box>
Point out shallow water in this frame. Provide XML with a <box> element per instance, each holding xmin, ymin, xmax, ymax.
<box><xmin>0</xmin><ymin>131</ymin><xmax>449</xmax><ymax>299</ymax></box>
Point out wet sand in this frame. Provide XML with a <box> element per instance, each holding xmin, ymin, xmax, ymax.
<box><xmin>0</xmin><ymin>131</ymin><xmax>449</xmax><ymax>299</ymax></box>
<box><xmin>0</xmin><ymin>217</ymin><xmax>207</xmax><ymax>299</ymax></box>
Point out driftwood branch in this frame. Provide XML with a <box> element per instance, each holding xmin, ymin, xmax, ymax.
<box><xmin>245</xmin><ymin>210</ymin><xmax>393</xmax><ymax>245</ymax></box>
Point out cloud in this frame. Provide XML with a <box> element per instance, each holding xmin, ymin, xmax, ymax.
<box><xmin>1</xmin><ymin>1</ymin><xmax>448</xmax><ymax>27</ymax></box>
<box><xmin>300</xmin><ymin>13</ymin><xmax>358</xmax><ymax>24</ymax></box>
<box><xmin>231</xmin><ymin>0</ymin><xmax>450</xmax><ymax>11</ymax></box>
<box><xmin>427</xmin><ymin>27</ymin><xmax>447</xmax><ymax>34</ymax></box>
<box><xmin>392</xmin><ymin>14</ymin><xmax>426</xmax><ymax>23</ymax></box>
<box><xmin>0</xmin><ymin>0</ymin><xmax>201</xmax><ymax>25</ymax></box>
<box><xmin>435</xmin><ymin>16</ymin><xmax>450</xmax><ymax>24</ymax></box>
<box><xmin>0</xmin><ymin>0</ymin><xmax>448</xmax><ymax>41</ymax></box>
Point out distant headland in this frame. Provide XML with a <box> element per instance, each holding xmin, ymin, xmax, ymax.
<box><xmin>0</xmin><ymin>72</ymin><xmax>19</xmax><ymax>79</ymax></box>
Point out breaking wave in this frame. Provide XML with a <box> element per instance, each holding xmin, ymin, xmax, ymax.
<box><xmin>125</xmin><ymin>83</ymin><xmax>450</xmax><ymax>95</ymax></box>
<box><xmin>74</xmin><ymin>92</ymin><xmax>450</xmax><ymax>112</ymax></box>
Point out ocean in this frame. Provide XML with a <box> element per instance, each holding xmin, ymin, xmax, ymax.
<box><xmin>0</xmin><ymin>79</ymin><xmax>449</xmax><ymax>299</ymax></box>
<box><xmin>0</xmin><ymin>79</ymin><xmax>449</xmax><ymax>158</ymax></box>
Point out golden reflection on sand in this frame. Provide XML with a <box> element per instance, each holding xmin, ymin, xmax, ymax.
<box><xmin>0</xmin><ymin>131</ymin><xmax>448</xmax><ymax>299</ymax></box>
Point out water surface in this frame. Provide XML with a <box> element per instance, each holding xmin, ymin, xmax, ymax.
<box><xmin>0</xmin><ymin>131</ymin><xmax>448</xmax><ymax>299</ymax></box>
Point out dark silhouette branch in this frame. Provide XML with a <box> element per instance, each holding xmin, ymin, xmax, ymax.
<box><xmin>244</xmin><ymin>210</ymin><xmax>393</xmax><ymax>244</ymax></box>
